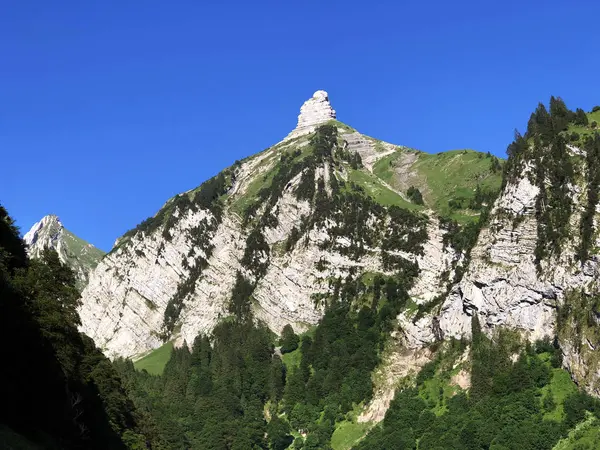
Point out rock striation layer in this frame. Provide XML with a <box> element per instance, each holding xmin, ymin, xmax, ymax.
<box><xmin>399</xmin><ymin>150</ymin><xmax>600</xmax><ymax>395</ymax></box>
<box><xmin>285</xmin><ymin>90</ymin><xmax>336</xmax><ymax>140</ymax></box>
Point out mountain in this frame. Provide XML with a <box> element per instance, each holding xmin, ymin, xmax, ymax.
<box><xmin>24</xmin><ymin>214</ymin><xmax>105</xmax><ymax>289</ymax></box>
<box><xmin>77</xmin><ymin>89</ymin><xmax>600</xmax><ymax>407</ymax></box>
<box><xmin>78</xmin><ymin>90</ymin><xmax>502</xmax><ymax>360</ymax></box>
<box><xmin>10</xmin><ymin>92</ymin><xmax>600</xmax><ymax>449</ymax></box>
<box><xmin>401</xmin><ymin>100</ymin><xmax>600</xmax><ymax>397</ymax></box>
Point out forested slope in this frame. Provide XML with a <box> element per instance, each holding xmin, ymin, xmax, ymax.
<box><xmin>0</xmin><ymin>206</ymin><xmax>150</xmax><ymax>449</ymax></box>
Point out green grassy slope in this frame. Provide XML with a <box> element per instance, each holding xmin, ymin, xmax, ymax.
<box><xmin>133</xmin><ymin>341</ymin><xmax>174</xmax><ymax>375</ymax></box>
<box><xmin>567</xmin><ymin>109</ymin><xmax>600</xmax><ymax>143</ymax></box>
<box><xmin>331</xmin><ymin>421</ymin><xmax>372</xmax><ymax>450</ymax></box>
<box><xmin>347</xmin><ymin>169</ymin><xmax>419</xmax><ymax>210</ymax></box>
<box><xmin>281</xmin><ymin>347</ymin><xmax>302</xmax><ymax>374</ymax></box>
<box><xmin>373</xmin><ymin>148</ymin><xmax>503</xmax><ymax>221</ymax></box>
<box><xmin>553</xmin><ymin>413</ymin><xmax>600</xmax><ymax>450</ymax></box>
<box><xmin>542</xmin><ymin>367</ymin><xmax>579</xmax><ymax>421</ymax></box>
<box><xmin>63</xmin><ymin>230</ymin><xmax>105</xmax><ymax>268</ymax></box>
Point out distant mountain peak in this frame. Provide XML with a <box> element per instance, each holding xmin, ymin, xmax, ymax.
<box><xmin>23</xmin><ymin>214</ymin><xmax>63</xmax><ymax>247</ymax></box>
<box><xmin>24</xmin><ymin>215</ymin><xmax>104</xmax><ymax>290</ymax></box>
<box><xmin>286</xmin><ymin>90</ymin><xmax>337</xmax><ymax>140</ymax></box>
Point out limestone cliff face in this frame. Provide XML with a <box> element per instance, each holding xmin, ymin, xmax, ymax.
<box><xmin>79</xmin><ymin>91</ymin><xmax>458</xmax><ymax>359</ymax></box>
<box><xmin>24</xmin><ymin>215</ymin><xmax>105</xmax><ymax>289</ymax></box>
<box><xmin>400</xmin><ymin>142</ymin><xmax>600</xmax><ymax>395</ymax></box>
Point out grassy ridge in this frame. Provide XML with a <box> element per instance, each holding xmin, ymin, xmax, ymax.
<box><xmin>63</xmin><ymin>230</ymin><xmax>105</xmax><ymax>266</ymax></box>
<box><xmin>567</xmin><ymin>109</ymin><xmax>600</xmax><ymax>142</ymax></box>
<box><xmin>542</xmin><ymin>367</ymin><xmax>578</xmax><ymax>421</ymax></box>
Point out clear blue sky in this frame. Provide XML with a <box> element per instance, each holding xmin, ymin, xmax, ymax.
<box><xmin>2</xmin><ymin>1</ymin><xmax>599</xmax><ymax>251</ymax></box>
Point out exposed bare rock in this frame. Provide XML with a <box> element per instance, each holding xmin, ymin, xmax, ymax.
<box><xmin>358</xmin><ymin>338</ymin><xmax>433</xmax><ymax>423</ymax></box>
<box><xmin>399</xmin><ymin>156</ymin><xmax>600</xmax><ymax>394</ymax></box>
<box><xmin>285</xmin><ymin>90</ymin><xmax>336</xmax><ymax>140</ymax></box>
<box><xmin>78</xmin><ymin>117</ymin><xmax>457</xmax><ymax>359</ymax></box>
<box><xmin>24</xmin><ymin>215</ymin><xmax>104</xmax><ymax>289</ymax></box>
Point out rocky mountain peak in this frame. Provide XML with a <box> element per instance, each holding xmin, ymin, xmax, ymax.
<box><xmin>286</xmin><ymin>90</ymin><xmax>337</xmax><ymax>140</ymax></box>
<box><xmin>24</xmin><ymin>214</ymin><xmax>105</xmax><ymax>290</ymax></box>
<box><xmin>23</xmin><ymin>214</ymin><xmax>64</xmax><ymax>248</ymax></box>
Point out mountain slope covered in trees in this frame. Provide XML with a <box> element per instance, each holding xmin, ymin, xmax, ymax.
<box><xmin>103</xmin><ymin>96</ymin><xmax>600</xmax><ymax>449</ymax></box>
<box><xmin>0</xmin><ymin>206</ymin><xmax>150</xmax><ymax>449</ymax></box>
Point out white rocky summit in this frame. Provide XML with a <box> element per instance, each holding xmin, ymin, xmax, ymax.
<box><xmin>24</xmin><ymin>214</ymin><xmax>105</xmax><ymax>289</ymax></box>
<box><xmin>286</xmin><ymin>90</ymin><xmax>336</xmax><ymax>140</ymax></box>
<box><xmin>24</xmin><ymin>215</ymin><xmax>63</xmax><ymax>250</ymax></box>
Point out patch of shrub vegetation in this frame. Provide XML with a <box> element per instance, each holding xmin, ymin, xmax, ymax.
<box><xmin>407</xmin><ymin>185</ymin><xmax>425</xmax><ymax>205</ymax></box>
<box><xmin>504</xmin><ymin>97</ymin><xmax>581</xmax><ymax>269</ymax></box>
<box><xmin>280</xmin><ymin>324</ymin><xmax>299</xmax><ymax>354</ymax></box>
<box><xmin>162</xmin><ymin>217</ymin><xmax>218</xmax><ymax>337</ymax></box>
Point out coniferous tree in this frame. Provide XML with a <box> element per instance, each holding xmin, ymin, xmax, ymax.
<box><xmin>574</xmin><ymin>108</ymin><xmax>589</xmax><ymax>126</ymax></box>
<box><xmin>549</xmin><ymin>96</ymin><xmax>571</xmax><ymax>131</ymax></box>
<box><xmin>0</xmin><ymin>205</ymin><xmax>146</xmax><ymax>449</ymax></box>
<box><xmin>280</xmin><ymin>324</ymin><xmax>299</xmax><ymax>353</ymax></box>
<box><xmin>267</xmin><ymin>416</ymin><xmax>293</xmax><ymax>450</ymax></box>
<box><xmin>407</xmin><ymin>186</ymin><xmax>425</xmax><ymax>205</ymax></box>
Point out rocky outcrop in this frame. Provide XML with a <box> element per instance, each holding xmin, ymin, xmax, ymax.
<box><xmin>358</xmin><ymin>337</ymin><xmax>432</xmax><ymax>423</ymax></box>
<box><xmin>286</xmin><ymin>90</ymin><xmax>336</xmax><ymax>140</ymax></box>
<box><xmin>24</xmin><ymin>215</ymin><xmax>104</xmax><ymax>289</ymax></box>
<box><xmin>399</xmin><ymin>149</ymin><xmax>600</xmax><ymax>394</ymax></box>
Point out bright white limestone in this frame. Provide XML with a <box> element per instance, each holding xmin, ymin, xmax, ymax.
<box><xmin>285</xmin><ymin>90</ymin><xmax>336</xmax><ymax>140</ymax></box>
<box><xmin>398</xmin><ymin>158</ymin><xmax>600</xmax><ymax>395</ymax></box>
<box><xmin>24</xmin><ymin>215</ymin><xmax>104</xmax><ymax>288</ymax></box>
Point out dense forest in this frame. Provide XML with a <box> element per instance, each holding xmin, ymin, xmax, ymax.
<box><xmin>356</xmin><ymin>318</ymin><xmax>600</xmax><ymax>450</ymax></box>
<box><xmin>113</xmin><ymin>258</ymin><xmax>419</xmax><ymax>449</ymax></box>
<box><xmin>0</xmin><ymin>206</ymin><xmax>149</xmax><ymax>449</ymax></box>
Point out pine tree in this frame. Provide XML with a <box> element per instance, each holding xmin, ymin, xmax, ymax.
<box><xmin>267</xmin><ymin>416</ymin><xmax>293</xmax><ymax>450</ymax></box>
<box><xmin>549</xmin><ymin>96</ymin><xmax>571</xmax><ymax>131</ymax></box>
<box><xmin>407</xmin><ymin>186</ymin><xmax>425</xmax><ymax>205</ymax></box>
<box><xmin>269</xmin><ymin>355</ymin><xmax>286</xmax><ymax>401</ymax></box>
<box><xmin>574</xmin><ymin>108</ymin><xmax>589</xmax><ymax>126</ymax></box>
<box><xmin>282</xmin><ymin>369</ymin><xmax>306</xmax><ymax>414</ymax></box>
<box><xmin>280</xmin><ymin>324</ymin><xmax>299</xmax><ymax>353</ymax></box>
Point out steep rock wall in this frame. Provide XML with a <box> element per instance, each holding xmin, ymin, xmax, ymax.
<box><xmin>80</xmin><ymin>126</ymin><xmax>458</xmax><ymax>359</ymax></box>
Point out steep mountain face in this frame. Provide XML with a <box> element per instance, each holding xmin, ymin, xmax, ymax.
<box><xmin>24</xmin><ymin>215</ymin><xmax>105</xmax><ymax>289</ymax></box>
<box><xmin>402</xmin><ymin>101</ymin><xmax>600</xmax><ymax>395</ymax></box>
<box><xmin>79</xmin><ymin>90</ymin><xmax>502</xmax><ymax>359</ymax></box>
